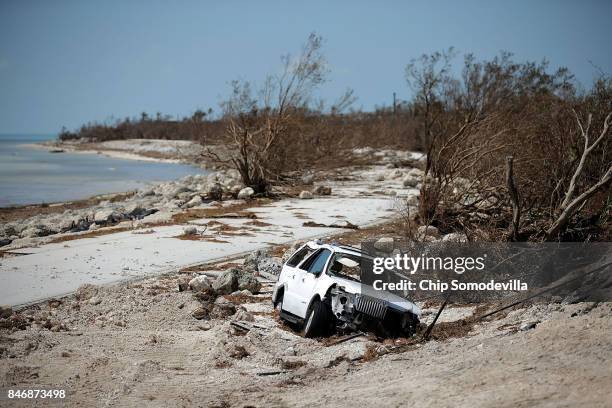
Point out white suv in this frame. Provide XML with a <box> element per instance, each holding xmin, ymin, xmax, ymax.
<box><xmin>272</xmin><ymin>240</ymin><xmax>421</xmax><ymax>337</ymax></box>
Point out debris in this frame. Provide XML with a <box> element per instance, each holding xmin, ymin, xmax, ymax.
<box><xmin>256</xmin><ymin>370</ymin><xmax>288</xmax><ymax>376</ymax></box>
<box><xmin>211</xmin><ymin>297</ymin><xmax>236</xmax><ymax>318</ymax></box>
<box><xmin>520</xmin><ymin>321</ymin><xmax>539</xmax><ymax>331</ymax></box>
<box><xmin>233</xmin><ymin>306</ymin><xmax>255</xmax><ymax>322</ymax></box>
<box><xmin>326</xmin><ymin>332</ymin><xmax>365</xmax><ymax>346</ymax></box>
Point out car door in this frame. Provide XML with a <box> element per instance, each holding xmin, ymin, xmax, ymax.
<box><xmin>292</xmin><ymin>249</ymin><xmax>332</xmax><ymax>318</ymax></box>
<box><xmin>280</xmin><ymin>245</ymin><xmax>316</xmax><ymax>315</ymax></box>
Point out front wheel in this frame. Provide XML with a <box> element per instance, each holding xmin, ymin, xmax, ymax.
<box><xmin>302</xmin><ymin>299</ymin><xmax>327</xmax><ymax>338</ymax></box>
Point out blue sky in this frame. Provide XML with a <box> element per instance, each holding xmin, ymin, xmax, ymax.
<box><xmin>1</xmin><ymin>0</ymin><xmax>611</xmax><ymax>134</ymax></box>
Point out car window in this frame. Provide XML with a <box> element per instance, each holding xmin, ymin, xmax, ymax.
<box><xmin>286</xmin><ymin>246</ymin><xmax>315</xmax><ymax>267</ymax></box>
<box><xmin>301</xmin><ymin>249</ymin><xmax>331</xmax><ymax>274</ymax></box>
<box><xmin>327</xmin><ymin>253</ymin><xmax>362</xmax><ymax>282</ymax></box>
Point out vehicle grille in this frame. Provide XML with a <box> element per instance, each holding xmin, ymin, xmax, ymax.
<box><xmin>354</xmin><ymin>295</ymin><xmax>387</xmax><ymax>319</ymax></box>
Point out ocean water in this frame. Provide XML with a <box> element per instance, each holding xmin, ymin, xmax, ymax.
<box><xmin>0</xmin><ymin>134</ymin><xmax>204</xmax><ymax>207</ymax></box>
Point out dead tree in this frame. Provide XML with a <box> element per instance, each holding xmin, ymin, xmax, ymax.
<box><xmin>505</xmin><ymin>156</ymin><xmax>521</xmax><ymax>240</ymax></box>
<box><xmin>546</xmin><ymin>111</ymin><xmax>612</xmax><ymax>239</ymax></box>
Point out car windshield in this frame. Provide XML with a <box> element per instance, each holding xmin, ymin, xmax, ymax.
<box><xmin>327</xmin><ymin>252</ymin><xmax>362</xmax><ymax>282</ymax></box>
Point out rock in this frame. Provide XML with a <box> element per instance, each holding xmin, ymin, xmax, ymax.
<box><xmin>417</xmin><ymin>225</ymin><xmax>440</xmax><ymax>239</ymax></box>
<box><xmin>233</xmin><ymin>306</ymin><xmax>254</xmax><ymax>322</ymax></box>
<box><xmin>402</xmin><ymin>175</ymin><xmax>419</xmax><ymax>188</ymax></box>
<box><xmin>137</xmin><ymin>188</ymin><xmax>156</xmax><ymax>197</ymax></box>
<box><xmin>88</xmin><ymin>223</ymin><xmax>99</xmax><ymax>231</ymax></box>
<box><xmin>211</xmin><ymin>297</ymin><xmax>236</xmax><ymax>318</ymax></box>
<box><xmin>88</xmin><ymin>296</ymin><xmax>102</xmax><ymax>305</ymax></box>
<box><xmin>0</xmin><ymin>305</ymin><xmax>13</xmax><ymax>319</ymax></box>
<box><xmin>442</xmin><ymin>233</ymin><xmax>468</xmax><ymax>243</ymax></box>
<box><xmin>212</xmin><ymin>269</ymin><xmax>239</xmax><ymax>294</ymax></box>
<box><xmin>257</xmin><ymin>257</ymin><xmax>282</xmax><ymax>276</ymax></box>
<box><xmin>313</xmin><ymin>185</ymin><xmax>332</xmax><ymax>196</ymax></box>
<box><xmin>520</xmin><ymin>321</ymin><xmax>539</xmax><ymax>331</ymax></box>
<box><xmin>0</xmin><ymin>238</ymin><xmax>12</xmax><ymax>247</ymax></box>
<box><xmin>388</xmin><ymin>169</ymin><xmax>403</xmax><ymax>179</ymax></box>
<box><xmin>191</xmin><ymin>306</ymin><xmax>209</xmax><ymax>320</ymax></box>
<box><xmin>299</xmin><ymin>191</ymin><xmax>313</xmax><ymax>199</ymax></box>
<box><xmin>212</xmin><ymin>267</ymin><xmax>261</xmax><ymax>294</ymax></box>
<box><xmin>189</xmin><ymin>276</ymin><xmax>212</xmax><ymax>292</ymax></box>
<box><xmin>373</xmin><ymin>237</ymin><xmax>394</xmax><ymax>252</ymax></box>
<box><xmin>184</xmin><ymin>195</ymin><xmax>203</xmax><ymax>208</ymax></box>
<box><xmin>243</xmin><ymin>249</ymin><xmax>269</xmax><ymax>271</ymax></box>
<box><xmin>94</xmin><ymin>209</ymin><xmax>125</xmax><ymax>225</ymax></box>
<box><xmin>207</xmin><ymin>183</ymin><xmax>223</xmax><ymax>200</ymax></box>
<box><xmin>183</xmin><ymin>226</ymin><xmax>198</xmax><ymax>235</ymax></box>
<box><xmin>237</xmin><ymin>187</ymin><xmax>255</xmax><ymax>200</ymax></box>
<box><xmin>237</xmin><ymin>272</ymin><xmax>261</xmax><ymax>294</ymax></box>
<box><xmin>301</xmin><ymin>173</ymin><xmax>315</xmax><ymax>185</ymax></box>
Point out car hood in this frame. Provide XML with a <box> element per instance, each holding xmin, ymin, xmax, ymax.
<box><xmin>332</xmin><ymin>276</ymin><xmax>421</xmax><ymax>317</ymax></box>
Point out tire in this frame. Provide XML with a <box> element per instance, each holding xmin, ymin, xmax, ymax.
<box><xmin>274</xmin><ymin>291</ymin><xmax>284</xmax><ymax>312</ymax></box>
<box><xmin>302</xmin><ymin>299</ymin><xmax>326</xmax><ymax>338</ymax></box>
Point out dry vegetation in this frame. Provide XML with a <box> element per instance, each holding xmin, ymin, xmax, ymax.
<box><xmin>59</xmin><ymin>37</ymin><xmax>610</xmax><ymax>242</ymax></box>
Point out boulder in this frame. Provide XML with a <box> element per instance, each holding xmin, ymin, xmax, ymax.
<box><xmin>184</xmin><ymin>195</ymin><xmax>203</xmax><ymax>208</ymax></box>
<box><xmin>442</xmin><ymin>232</ymin><xmax>468</xmax><ymax>243</ymax></box>
<box><xmin>373</xmin><ymin>237</ymin><xmax>394</xmax><ymax>252</ymax></box>
<box><xmin>313</xmin><ymin>185</ymin><xmax>332</xmax><ymax>196</ymax></box>
<box><xmin>417</xmin><ymin>225</ymin><xmax>440</xmax><ymax>239</ymax></box>
<box><xmin>0</xmin><ymin>238</ymin><xmax>12</xmax><ymax>247</ymax></box>
<box><xmin>212</xmin><ymin>269</ymin><xmax>239</xmax><ymax>294</ymax></box>
<box><xmin>237</xmin><ymin>272</ymin><xmax>261</xmax><ymax>293</ymax></box>
<box><xmin>207</xmin><ymin>183</ymin><xmax>223</xmax><ymax>200</ymax></box>
<box><xmin>212</xmin><ymin>268</ymin><xmax>261</xmax><ymax>294</ymax></box>
<box><xmin>189</xmin><ymin>276</ymin><xmax>212</xmax><ymax>292</ymax></box>
<box><xmin>402</xmin><ymin>175</ymin><xmax>419</xmax><ymax>188</ymax></box>
<box><xmin>237</xmin><ymin>187</ymin><xmax>255</xmax><ymax>200</ymax></box>
<box><xmin>94</xmin><ymin>209</ymin><xmax>125</xmax><ymax>225</ymax></box>
<box><xmin>299</xmin><ymin>191</ymin><xmax>313</xmax><ymax>199</ymax></box>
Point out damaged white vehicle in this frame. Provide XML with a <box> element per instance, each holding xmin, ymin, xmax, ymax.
<box><xmin>272</xmin><ymin>240</ymin><xmax>421</xmax><ymax>337</ymax></box>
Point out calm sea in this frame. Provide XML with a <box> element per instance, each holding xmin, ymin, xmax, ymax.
<box><xmin>0</xmin><ymin>134</ymin><xmax>204</xmax><ymax>207</ymax></box>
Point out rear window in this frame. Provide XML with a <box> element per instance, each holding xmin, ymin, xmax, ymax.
<box><xmin>286</xmin><ymin>246</ymin><xmax>315</xmax><ymax>267</ymax></box>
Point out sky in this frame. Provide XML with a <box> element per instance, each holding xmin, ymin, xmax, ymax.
<box><xmin>1</xmin><ymin>0</ymin><xmax>611</xmax><ymax>134</ymax></box>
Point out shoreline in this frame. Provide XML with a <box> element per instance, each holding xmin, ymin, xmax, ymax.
<box><xmin>27</xmin><ymin>138</ymin><xmax>202</xmax><ymax>164</ymax></box>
